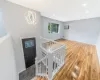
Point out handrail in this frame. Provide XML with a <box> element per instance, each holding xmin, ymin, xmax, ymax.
<box><xmin>35</xmin><ymin>37</ymin><xmax>66</xmax><ymax>80</ymax></box>
<box><xmin>40</xmin><ymin>36</ymin><xmax>66</xmax><ymax>54</ymax></box>
<box><xmin>37</xmin><ymin>56</ymin><xmax>47</xmax><ymax>64</ymax></box>
<box><xmin>51</xmin><ymin>45</ymin><xmax>65</xmax><ymax>53</ymax></box>
<box><xmin>40</xmin><ymin>36</ymin><xmax>64</xmax><ymax>46</ymax></box>
<box><xmin>40</xmin><ymin>46</ymin><xmax>49</xmax><ymax>53</ymax></box>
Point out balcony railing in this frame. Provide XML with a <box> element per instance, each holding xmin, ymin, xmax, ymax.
<box><xmin>35</xmin><ymin>37</ymin><xmax>66</xmax><ymax>80</ymax></box>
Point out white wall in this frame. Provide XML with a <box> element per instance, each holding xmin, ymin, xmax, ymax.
<box><xmin>0</xmin><ymin>34</ymin><xmax>18</xmax><ymax>80</ymax></box>
<box><xmin>42</xmin><ymin>17</ymin><xmax>64</xmax><ymax>40</ymax></box>
<box><xmin>96</xmin><ymin>33</ymin><xmax>100</xmax><ymax>63</ymax></box>
<box><xmin>64</xmin><ymin>18</ymin><xmax>100</xmax><ymax>44</ymax></box>
<box><xmin>0</xmin><ymin>9</ymin><xmax>6</xmax><ymax>37</ymax></box>
<box><xmin>1</xmin><ymin>0</ymin><xmax>42</xmax><ymax>73</ymax></box>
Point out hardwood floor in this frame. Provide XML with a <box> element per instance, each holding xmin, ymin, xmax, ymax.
<box><xmin>32</xmin><ymin>40</ymin><xmax>100</xmax><ymax>80</ymax></box>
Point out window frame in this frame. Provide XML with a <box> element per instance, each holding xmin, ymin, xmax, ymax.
<box><xmin>48</xmin><ymin>23</ymin><xmax>60</xmax><ymax>34</ymax></box>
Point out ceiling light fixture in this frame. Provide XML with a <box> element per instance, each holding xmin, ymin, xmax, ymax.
<box><xmin>24</xmin><ymin>11</ymin><xmax>37</xmax><ymax>25</ymax></box>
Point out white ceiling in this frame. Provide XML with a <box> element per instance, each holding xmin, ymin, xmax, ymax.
<box><xmin>7</xmin><ymin>0</ymin><xmax>100</xmax><ymax>22</ymax></box>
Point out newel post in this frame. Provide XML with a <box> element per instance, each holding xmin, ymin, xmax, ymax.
<box><xmin>47</xmin><ymin>52</ymin><xmax>53</xmax><ymax>80</ymax></box>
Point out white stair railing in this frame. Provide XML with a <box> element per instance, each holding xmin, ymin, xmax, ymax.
<box><xmin>35</xmin><ymin>37</ymin><xmax>66</xmax><ymax>80</ymax></box>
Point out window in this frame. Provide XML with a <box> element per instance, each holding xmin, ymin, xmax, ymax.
<box><xmin>48</xmin><ymin>23</ymin><xmax>59</xmax><ymax>33</ymax></box>
<box><xmin>25</xmin><ymin>40</ymin><xmax>34</xmax><ymax>48</ymax></box>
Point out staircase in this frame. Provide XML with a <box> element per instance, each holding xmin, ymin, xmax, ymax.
<box><xmin>32</xmin><ymin>37</ymin><xmax>66</xmax><ymax>80</ymax></box>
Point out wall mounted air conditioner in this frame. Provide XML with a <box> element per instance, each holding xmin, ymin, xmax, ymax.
<box><xmin>64</xmin><ymin>25</ymin><xmax>69</xmax><ymax>29</ymax></box>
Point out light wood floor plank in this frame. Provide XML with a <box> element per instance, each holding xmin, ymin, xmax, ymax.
<box><xmin>32</xmin><ymin>40</ymin><xmax>99</xmax><ymax>80</ymax></box>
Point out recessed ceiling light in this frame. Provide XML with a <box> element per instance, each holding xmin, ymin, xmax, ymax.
<box><xmin>82</xmin><ymin>3</ymin><xmax>87</xmax><ymax>7</ymax></box>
